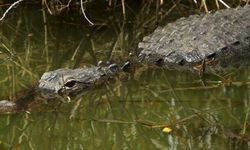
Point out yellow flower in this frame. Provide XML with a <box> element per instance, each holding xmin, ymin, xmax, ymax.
<box><xmin>162</xmin><ymin>127</ymin><xmax>172</xmax><ymax>133</ymax></box>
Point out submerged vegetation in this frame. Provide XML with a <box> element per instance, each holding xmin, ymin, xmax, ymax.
<box><xmin>0</xmin><ymin>0</ymin><xmax>250</xmax><ymax>149</ymax></box>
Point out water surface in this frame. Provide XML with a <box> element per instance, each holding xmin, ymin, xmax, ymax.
<box><xmin>0</xmin><ymin>1</ymin><xmax>250</xmax><ymax>149</ymax></box>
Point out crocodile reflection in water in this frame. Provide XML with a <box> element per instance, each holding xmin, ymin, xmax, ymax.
<box><xmin>0</xmin><ymin>5</ymin><xmax>249</xmax><ymax>113</ymax></box>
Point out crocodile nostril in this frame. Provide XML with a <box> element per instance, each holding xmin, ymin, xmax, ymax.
<box><xmin>64</xmin><ymin>80</ymin><xmax>76</xmax><ymax>88</ymax></box>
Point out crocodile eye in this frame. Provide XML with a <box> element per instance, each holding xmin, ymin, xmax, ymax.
<box><xmin>64</xmin><ymin>80</ymin><xmax>76</xmax><ymax>88</ymax></box>
<box><xmin>108</xmin><ymin>64</ymin><xmax>119</xmax><ymax>73</ymax></box>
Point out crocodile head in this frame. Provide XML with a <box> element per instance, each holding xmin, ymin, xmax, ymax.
<box><xmin>38</xmin><ymin>64</ymin><xmax>119</xmax><ymax>99</ymax></box>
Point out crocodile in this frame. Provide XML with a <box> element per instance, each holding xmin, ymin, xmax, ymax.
<box><xmin>0</xmin><ymin>5</ymin><xmax>249</xmax><ymax>113</ymax></box>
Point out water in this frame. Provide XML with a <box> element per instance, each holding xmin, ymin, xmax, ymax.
<box><xmin>0</xmin><ymin>1</ymin><xmax>250</xmax><ymax>149</ymax></box>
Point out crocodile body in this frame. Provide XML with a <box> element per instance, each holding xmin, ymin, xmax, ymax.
<box><xmin>0</xmin><ymin>6</ymin><xmax>250</xmax><ymax>113</ymax></box>
<box><xmin>138</xmin><ymin>5</ymin><xmax>250</xmax><ymax>71</ymax></box>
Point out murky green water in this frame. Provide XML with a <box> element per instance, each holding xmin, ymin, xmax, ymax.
<box><xmin>0</xmin><ymin>1</ymin><xmax>250</xmax><ymax>149</ymax></box>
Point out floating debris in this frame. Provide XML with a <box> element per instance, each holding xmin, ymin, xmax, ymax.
<box><xmin>162</xmin><ymin>126</ymin><xmax>173</xmax><ymax>133</ymax></box>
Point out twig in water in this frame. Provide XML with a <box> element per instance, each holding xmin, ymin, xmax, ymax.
<box><xmin>0</xmin><ymin>0</ymin><xmax>24</xmax><ymax>21</ymax></box>
<box><xmin>80</xmin><ymin>0</ymin><xmax>94</xmax><ymax>25</ymax></box>
<box><xmin>43</xmin><ymin>0</ymin><xmax>53</xmax><ymax>15</ymax></box>
<box><xmin>215</xmin><ymin>0</ymin><xmax>220</xmax><ymax>9</ymax></box>
<box><xmin>217</xmin><ymin>0</ymin><xmax>230</xmax><ymax>8</ymax></box>
<box><xmin>42</xmin><ymin>9</ymin><xmax>49</xmax><ymax>64</ymax></box>
<box><xmin>121</xmin><ymin>0</ymin><xmax>126</xmax><ymax>20</ymax></box>
<box><xmin>66</xmin><ymin>0</ymin><xmax>73</xmax><ymax>7</ymax></box>
<box><xmin>241</xmin><ymin>104</ymin><xmax>250</xmax><ymax>135</ymax></box>
<box><xmin>200</xmin><ymin>0</ymin><xmax>209</xmax><ymax>13</ymax></box>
